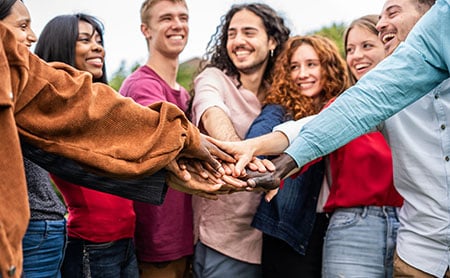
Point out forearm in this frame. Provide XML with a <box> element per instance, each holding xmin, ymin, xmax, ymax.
<box><xmin>248</xmin><ymin>131</ymin><xmax>289</xmax><ymax>157</ymax></box>
<box><xmin>200</xmin><ymin>106</ymin><xmax>241</xmax><ymax>141</ymax></box>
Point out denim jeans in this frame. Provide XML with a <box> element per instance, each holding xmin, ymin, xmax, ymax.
<box><xmin>322</xmin><ymin>206</ymin><xmax>400</xmax><ymax>278</ymax></box>
<box><xmin>61</xmin><ymin>237</ymin><xmax>139</xmax><ymax>278</ymax></box>
<box><xmin>22</xmin><ymin>219</ymin><xmax>67</xmax><ymax>278</ymax></box>
<box><xmin>193</xmin><ymin>241</ymin><xmax>262</xmax><ymax>278</ymax></box>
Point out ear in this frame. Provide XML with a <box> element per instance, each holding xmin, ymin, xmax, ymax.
<box><xmin>268</xmin><ymin>37</ymin><xmax>277</xmax><ymax>53</ymax></box>
<box><xmin>140</xmin><ymin>23</ymin><xmax>152</xmax><ymax>40</ymax></box>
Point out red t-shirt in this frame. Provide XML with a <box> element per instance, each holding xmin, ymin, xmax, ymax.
<box><xmin>289</xmin><ymin>97</ymin><xmax>403</xmax><ymax>211</ymax></box>
<box><xmin>51</xmin><ymin>175</ymin><xmax>135</xmax><ymax>242</ymax></box>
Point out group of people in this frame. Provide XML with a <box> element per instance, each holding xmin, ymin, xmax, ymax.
<box><xmin>1</xmin><ymin>0</ymin><xmax>450</xmax><ymax>278</ymax></box>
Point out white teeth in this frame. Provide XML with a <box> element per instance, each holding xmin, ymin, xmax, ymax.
<box><xmin>170</xmin><ymin>35</ymin><xmax>183</xmax><ymax>40</ymax></box>
<box><xmin>235</xmin><ymin>51</ymin><xmax>250</xmax><ymax>57</ymax></box>
<box><xmin>355</xmin><ymin>63</ymin><xmax>369</xmax><ymax>70</ymax></box>
<box><xmin>88</xmin><ymin>58</ymin><xmax>103</xmax><ymax>63</ymax></box>
<box><xmin>382</xmin><ymin>33</ymin><xmax>395</xmax><ymax>44</ymax></box>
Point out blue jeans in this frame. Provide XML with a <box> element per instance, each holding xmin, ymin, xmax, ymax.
<box><xmin>61</xmin><ymin>237</ymin><xmax>139</xmax><ymax>278</ymax></box>
<box><xmin>22</xmin><ymin>219</ymin><xmax>67</xmax><ymax>278</ymax></box>
<box><xmin>322</xmin><ymin>206</ymin><xmax>399</xmax><ymax>278</ymax></box>
<box><xmin>193</xmin><ymin>241</ymin><xmax>262</xmax><ymax>278</ymax></box>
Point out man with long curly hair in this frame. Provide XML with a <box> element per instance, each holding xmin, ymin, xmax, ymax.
<box><xmin>188</xmin><ymin>3</ymin><xmax>290</xmax><ymax>277</ymax></box>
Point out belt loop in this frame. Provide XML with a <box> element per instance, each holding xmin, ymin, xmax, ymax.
<box><xmin>361</xmin><ymin>206</ymin><xmax>368</xmax><ymax>218</ymax></box>
<box><xmin>44</xmin><ymin>220</ymin><xmax>49</xmax><ymax>238</ymax></box>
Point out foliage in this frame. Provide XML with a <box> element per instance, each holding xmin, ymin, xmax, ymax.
<box><xmin>108</xmin><ymin>60</ymin><xmax>140</xmax><ymax>91</ymax></box>
<box><xmin>310</xmin><ymin>21</ymin><xmax>347</xmax><ymax>58</ymax></box>
<box><xmin>107</xmin><ymin>22</ymin><xmax>348</xmax><ymax>91</ymax></box>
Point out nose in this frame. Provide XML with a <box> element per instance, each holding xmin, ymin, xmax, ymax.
<box><xmin>27</xmin><ymin>29</ymin><xmax>37</xmax><ymax>44</ymax></box>
<box><xmin>172</xmin><ymin>17</ymin><xmax>184</xmax><ymax>29</ymax></box>
<box><xmin>91</xmin><ymin>41</ymin><xmax>104</xmax><ymax>53</ymax></box>
<box><xmin>376</xmin><ymin>16</ymin><xmax>387</xmax><ymax>34</ymax></box>
<box><xmin>299</xmin><ymin>65</ymin><xmax>309</xmax><ymax>78</ymax></box>
<box><xmin>232</xmin><ymin>31</ymin><xmax>247</xmax><ymax>46</ymax></box>
<box><xmin>352</xmin><ymin>47</ymin><xmax>364</xmax><ymax>59</ymax></box>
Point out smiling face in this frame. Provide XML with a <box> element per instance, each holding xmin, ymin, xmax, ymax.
<box><xmin>74</xmin><ymin>20</ymin><xmax>105</xmax><ymax>79</ymax></box>
<box><xmin>376</xmin><ymin>0</ymin><xmax>423</xmax><ymax>55</ymax></box>
<box><xmin>346</xmin><ymin>25</ymin><xmax>386</xmax><ymax>80</ymax></box>
<box><xmin>289</xmin><ymin>44</ymin><xmax>323</xmax><ymax>98</ymax></box>
<box><xmin>226</xmin><ymin>9</ymin><xmax>276</xmax><ymax>75</ymax></box>
<box><xmin>141</xmin><ymin>0</ymin><xmax>189</xmax><ymax>58</ymax></box>
<box><xmin>1</xmin><ymin>0</ymin><xmax>36</xmax><ymax>47</ymax></box>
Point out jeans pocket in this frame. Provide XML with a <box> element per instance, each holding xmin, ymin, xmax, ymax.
<box><xmin>85</xmin><ymin>241</ymin><xmax>115</xmax><ymax>250</ymax></box>
<box><xmin>22</xmin><ymin>232</ymin><xmax>45</xmax><ymax>252</ymax></box>
<box><xmin>327</xmin><ymin>210</ymin><xmax>359</xmax><ymax>231</ymax></box>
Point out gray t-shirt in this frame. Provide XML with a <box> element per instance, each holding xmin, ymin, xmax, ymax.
<box><xmin>24</xmin><ymin>157</ymin><xmax>66</xmax><ymax>220</ymax></box>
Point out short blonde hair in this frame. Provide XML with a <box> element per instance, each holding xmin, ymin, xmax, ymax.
<box><xmin>140</xmin><ymin>0</ymin><xmax>187</xmax><ymax>24</ymax></box>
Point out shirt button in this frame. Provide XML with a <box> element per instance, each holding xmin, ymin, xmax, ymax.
<box><xmin>7</xmin><ymin>265</ymin><xmax>16</xmax><ymax>277</ymax></box>
<box><xmin>435</xmin><ymin>94</ymin><xmax>439</xmax><ymax>99</ymax></box>
<box><xmin>441</xmin><ymin>124</ymin><xmax>446</xmax><ymax>130</ymax></box>
<box><xmin>445</xmin><ymin>156</ymin><xmax>449</xmax><ymax>162</ymax></box>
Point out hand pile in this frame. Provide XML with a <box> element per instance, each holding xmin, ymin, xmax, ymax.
<box><xmin>166</xmin><ymin>134</ymin><xmax>298</xmax><ymax>201</ymax></box>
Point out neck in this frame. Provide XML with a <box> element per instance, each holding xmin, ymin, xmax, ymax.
<box><xmin>146</xmin><ymin>52</ymin><xmax>179</xmax><ymax>89</ymax></box>
<box><xmin>239</xmin><ymin>66</ymin><xmax>267</xmax><ymax>102</ymax></box>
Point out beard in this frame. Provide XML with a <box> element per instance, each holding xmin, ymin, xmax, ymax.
<box><xmin>236</xmin><ymin>54</ymin><xmax>269</xmax><ymax>75</ymax></box>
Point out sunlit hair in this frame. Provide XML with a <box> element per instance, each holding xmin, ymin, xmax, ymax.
<box><xmin>199</xmin><ymin>2</ymin><xmax>290</xmax><ymax>88</ymax></box>
<box><xmin>34</xmin><ymin>13</ymin><xmax>108</xmax><ymax>84</ymax></box>
<box><xmin>265</xmin><ymin>35</ymin><xmax>350</xmax><ymax>120</ymax></box>
<box><xmin>140</xmin><ymin>0</ymin><xmax>187</xmax><ymax>24</ymax></box>
<box><xmin>343</xmin><ymin>14</ymin><xmax>379</xmax><ymax>84</ymax></box>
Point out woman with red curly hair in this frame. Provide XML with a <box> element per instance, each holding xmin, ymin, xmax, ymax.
<box><xmin>246</xmin><ymin>34</ymin><xmax>350</xmax><ymax>277</ymax></box>
<box><xmin>215</xmin><ymin>18</ymin><xmax>403</xmax><ymax>277</ymax></box>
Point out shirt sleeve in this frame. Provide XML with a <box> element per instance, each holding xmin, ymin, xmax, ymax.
<box><xmin>286</xmin><ymin>0</ymin><xmax>450</xmax><ymax>168</ymax></box>
<box><xmin>0</xmin><ymin>23</ymin><xmax>201</xmax><ymax>178</ymax></box>
<box><xmin>273</xmin><ymin>115</ymin><xmax>317</xmax><ymax>145</ymax></box>
<box><xmin>191</xmin><ymin>68</ymin><xmax>231</xmax><ymax>126</ymax></box>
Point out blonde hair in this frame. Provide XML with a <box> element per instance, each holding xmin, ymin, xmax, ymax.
<box><xmin>140</xmin><ymin>0</ymin><xmax>187</xmax><ymax>24</ymax></box>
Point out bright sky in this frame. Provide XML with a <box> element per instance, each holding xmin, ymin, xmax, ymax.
<box><xmin>26</xmin><ymin>0</ymin><xmax>384</xmax><ymax>77</ymax></box>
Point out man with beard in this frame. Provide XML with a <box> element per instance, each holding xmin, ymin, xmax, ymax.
<box><xmin>188</xmin><ymin>3</ymin><xmax>290</xmax><ymax>277</ymax></box>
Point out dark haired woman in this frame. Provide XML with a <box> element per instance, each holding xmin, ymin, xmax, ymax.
<box><xmin>35</xmin><ymin>13</ymin><xmax>138</xmax><ymax>278</ymax></box>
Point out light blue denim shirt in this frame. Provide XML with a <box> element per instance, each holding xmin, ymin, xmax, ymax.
<box><xmin>381</xmin><ymin>80</ymin><xmax>450</xmax><ymax>276</ymax></box>
<box><xmin>285</xmin><ymin>0</ymin><xmax>450</xmax><ymax>276</ymax></box>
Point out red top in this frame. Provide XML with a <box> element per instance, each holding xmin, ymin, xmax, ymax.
<box><xmin>323</xmin><ymin>129</ymin><xmax>403</xmax><ymax>211</ymax></box>
<box><xmin>289</xmin><ymin>98</ymin><xmax>403</xmax><ymax>212</ymax></box>
<box><xmin>51</xmin><ymin>175</ymin><xmax>135</xmax><ymax>242</ymax></box>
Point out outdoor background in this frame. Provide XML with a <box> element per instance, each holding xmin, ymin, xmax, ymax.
<box><xmin>26</xmin><ymin>0</ymin><xmax>384</xmax><ymax>89</ymax></box>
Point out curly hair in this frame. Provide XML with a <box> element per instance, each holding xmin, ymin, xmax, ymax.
<box><xmin>199</xmin><ymin>2</ymin><xmax>290</xmax><ymax>88</ymax></box>
<box><xmin>265</xmin><ymin>35</ymin><xmax>350</xmax><ymax>120</ymax></box>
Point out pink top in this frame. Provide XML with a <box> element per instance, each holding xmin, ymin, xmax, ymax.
<box><xmin>190</xmin><ymin>67</ymin><xmax>263</xmax><ymax>264</ymax></box>
<box><xmin>51</xmin><ymin>175</ymin><xmax>135</xmax><ymax>242</ymax></box>
<box><xmin>119</xmin><ymin>65</ymin><xmax>193</xmax><ymax>262</ymax></box>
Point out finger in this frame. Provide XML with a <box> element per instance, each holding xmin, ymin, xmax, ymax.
<box><xmin>265</xmin><ymin>188</ymin><xmax>279</xmax><ymax>202</ymax></box>
<box><xmin>250</xmin><ymin>158</ymin><xmax>267</xmax><ymax>173</ymax></box>
<box><xmin>221</xmin><ymin>163</ymin><xmax>233</xmax><ymax>176</ymax></box>
<box><xmin>191</xmin><ymin>161</ymin><xmax>209</xmax><ymax>179</ymax></box>
<box><xmin>233</xmin><ymin>156</ymin><xmax>253</xmax><ymax>177</ymax></box>
<box><xmin>220</xmin><ymin>175</ymin><xmax>247</xmax><ymax>188</ymax></box>
<box><xmin>261</xmin><ymin>159</ymin><xmax>276</xmax><ymax>172</ymax></box>
<box><xmin>166</xmin><ymin>160</ymin><xmax>191</xmax><ymax>181</ymax></box>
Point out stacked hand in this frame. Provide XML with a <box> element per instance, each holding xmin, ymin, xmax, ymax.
<box><xmin>167</xmin><ymin>134</ymin><xmax>299</xmax><ymax>201</ymax></box>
